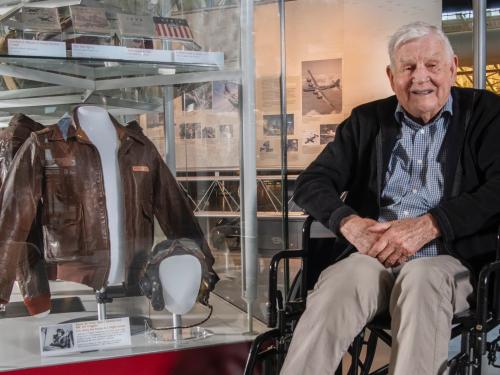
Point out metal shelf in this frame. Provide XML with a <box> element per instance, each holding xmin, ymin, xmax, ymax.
<box><xmin>0</xmin><ymin>54</ymin><xmax>241</xmax><ymax>115</ymax></box>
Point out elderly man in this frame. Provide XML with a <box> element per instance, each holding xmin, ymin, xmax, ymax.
<box><xmin>281</xmin><ymin>22</ymin><xmax>500</xmax><ymax>375</ymax></box>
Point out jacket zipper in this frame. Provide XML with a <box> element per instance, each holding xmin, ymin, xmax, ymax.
<box><xmin>86</xmin><ymin>142</ymin><xmax>111</xmax><ymax>289</ymax></box>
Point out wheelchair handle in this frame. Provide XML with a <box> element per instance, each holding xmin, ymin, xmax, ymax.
<box><xmin>268</xmin><ymin>250</ymin><xmax>307</xmax><ymax>328</ymax></box>
<box><xmin>475</xmin><ymin>259</ymin><xmax>500</xmax><ymax>355</ymax></box>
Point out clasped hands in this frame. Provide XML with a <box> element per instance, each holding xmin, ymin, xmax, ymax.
<box><xmin>339</xmin><ymin>214</ymin><xmax>441</xmax><ymax>267</ymax></box>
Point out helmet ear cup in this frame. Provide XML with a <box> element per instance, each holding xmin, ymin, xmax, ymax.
<box><xmin>139</xmin><ymin>274</ymin><xmax>152</xmax><ymax>299</ymax></box>
<box><xmin>149</xmin><ymin>275</ymin><xmax>165</xmax><ymax>311</ymax></box>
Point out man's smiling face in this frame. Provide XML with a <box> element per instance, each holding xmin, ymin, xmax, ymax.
<box><xmin>386</xmin><ymin>34</ymin><xmax>457</xmax><ymax>123</ymax></box>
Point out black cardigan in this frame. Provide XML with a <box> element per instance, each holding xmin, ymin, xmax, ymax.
<box><xmin>294</xmin><ymin>87</ymin><xmax>500</xmax><ymax>277</ymax></box>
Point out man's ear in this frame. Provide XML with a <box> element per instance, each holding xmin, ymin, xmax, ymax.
<box><xmin>386</xmin><ymin>65</ymin><xmax>395</xmax><ymax>92</ymax></box>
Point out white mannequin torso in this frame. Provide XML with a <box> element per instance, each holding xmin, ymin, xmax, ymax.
<box><xmin>77</xmin><ymin>106</ymin><xmax>125</xmax><ymax>285</ymax></box>
<box><xmin>159</xmin><ymin>255</ymin><xmax>202</xmax><ymax>315</ymax></box>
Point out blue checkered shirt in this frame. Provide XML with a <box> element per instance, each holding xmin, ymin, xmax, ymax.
<box><xmin>378</xmin><ymin>96</ymin><xmax>453</xmax><ymax>259</ymax></box>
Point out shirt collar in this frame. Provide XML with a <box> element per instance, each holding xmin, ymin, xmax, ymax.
<box><xmin>394</xmin><ymin>95</ymin><xmax>453</xmax><ymax>127</ymax></box>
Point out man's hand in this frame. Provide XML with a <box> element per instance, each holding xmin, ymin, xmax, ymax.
<box><xmin>366</xmin><ymin>214</ymin><xmax>441</xmax><ymax>267</ymax></box>
<box><xmin>339</xmin><ymin>215</ymin><xmax>385</xmax><ymax>255</ymax></box>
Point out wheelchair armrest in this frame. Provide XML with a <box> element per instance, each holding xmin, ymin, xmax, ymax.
<box><xmin>476</xmin><ymin>259</ymin><xmax>500</xmax><ymax>324</ymax></box>
<box><xmin>268</xmin><ymin>250</ymin><xmax>307</xmax><ymax>328</ymax></box>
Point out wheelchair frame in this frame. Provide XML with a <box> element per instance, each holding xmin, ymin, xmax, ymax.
<box><xmin>245</xmin><ymin>216</ymin><xmax>500</xmax><ymax>375</ymax></box>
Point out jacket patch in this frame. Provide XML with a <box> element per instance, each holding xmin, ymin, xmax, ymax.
<box><xmin>132</xmin><ymin>165</ymin><xmax>150</xmax><ymax>172</ymax></box>
<box><xmin>55</xmin><ymin>157</ymin><xmax>76</xmax><ymax>167</ymax></box>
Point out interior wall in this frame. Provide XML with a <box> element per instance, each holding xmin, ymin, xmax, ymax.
<box><xmin>254</xmin><ymin>0</ymin><xmax>442</xmax><ymax>169</ymax></box>
<box><xmin>175</xmin><ymin>0</ymin><xmax>442</xmax><ymax>170</ymax></box>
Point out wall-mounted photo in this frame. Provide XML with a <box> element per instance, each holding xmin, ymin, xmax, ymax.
<box><xmin>302</xmin><ymin>130</ymin><xmax>320</xmax><ymax>146</ymax></box>
<box><xmin>263</xmin><ymin>114</ymin><xmax>294</xmax><ymax>136</ymax></box>
<box><xmin>202</xmin><ymin>126</ymin><xmax>216</xmax><ymax>138</ymax></box>
<box><xmin>287</xmin><ymin>139</ymin><xmax>299</xmax><ymax>152</ymax></box>
<box><xmin>302</xmin><ymin>58</ymin><xmax>342</xmax><ymax>116</ymax></box>
<box><xmin>182</xmin><ymin>82</ymin><xmax>213</xmax><ymax>112</ymax></box>
<box><xmin>219</xmin><ymin>124</ymin><xmax>234</xmax><ymax>139</ymax></box>
<box><xmin>320</xmin><ymin>123</ymin><xmax>338</xmax><ymax>144</ymax></box>
<box><xmin>213</xmin><ymin>81</ymin><xmax>239</xmax><ymax>112</ymax></box>
<box><xmin>259</xmin><ymin>140</ymin><xmax>274</xmax><ymax>153</ymax></box>
<box><xmin>179</xmin><ymin>123</ymin><xmax>202</xmax><ymax>139</ymax></box>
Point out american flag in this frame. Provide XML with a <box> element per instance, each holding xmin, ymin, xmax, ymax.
<box><xmin>153</xmin><ymin>17</ymin><xmax>193</xmax><ymax>40</ymax></box>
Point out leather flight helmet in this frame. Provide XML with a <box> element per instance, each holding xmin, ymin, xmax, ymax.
<box><xmin>139</xmin><ymin>238</ymin><xmax>211</xmax><ymax>311</ymax></box>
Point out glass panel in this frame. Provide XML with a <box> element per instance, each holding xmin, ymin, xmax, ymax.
<box><xmin>0</xmin><ymin>0</ymin><xmax>265</xmax><ymax>371</ymax></box>
<box><xmin>444</xmin><ymin>6</ymin><xmax>500</xmax><ymax>94</ymax></box>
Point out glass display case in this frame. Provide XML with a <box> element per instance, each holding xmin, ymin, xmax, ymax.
<box><xmin>0</xmin><ymin>0</ymin><xmax>265</xmax><ymax>373</ymax></box>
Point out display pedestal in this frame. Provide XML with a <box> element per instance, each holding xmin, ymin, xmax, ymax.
<box><xmin>144</xmin><ymin>314</ymin><xmax>212</xmax><ymax>343</ymax></box>
<box><xmin>61</xmin><ymin>287</ymin><xmax>150</xmax><ymax>335</ymax></box>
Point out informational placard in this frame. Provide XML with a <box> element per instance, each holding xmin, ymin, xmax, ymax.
<box><xmin>117</xmin><ymin>13</ymin><xmax>155</xmax><ymax>37</ymax></box>
<box><xmin>8</xmin><ymin>39</ymin><xmax>66</xmax><ymax>58</ymax></box>
<box><xmin>174</xmin><ymin>50</ymin><xmax>224</xmax><ymax>68</ymax></box>
<box><xmin>70</xmin><ymin>6</ymin><xmax>110</xmax><ymax>35</ymax></box>
<box><xmin>124</xmin><ymin>48</ymin><xmax>173</xmax><ymax>63</ymax></box>
<box><xmin>39</xmin><ymin>318</ymin><xmax>131</xmax><ymax>357</ymax></box>
<box><xmin>20</xmin><ymin>7</ymin><xmax>61</xmax><ymax>32</ymax></box>
<box><xmin>71</xmin><ymin>44</ymin><xmax>127</xmax><ymax>59</ymax></box>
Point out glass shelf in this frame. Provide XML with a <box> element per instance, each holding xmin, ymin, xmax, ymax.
<box><xmin>0</xmin><ymin>53</ymin><xmax>224</xmax><ymax>79</ymax></box>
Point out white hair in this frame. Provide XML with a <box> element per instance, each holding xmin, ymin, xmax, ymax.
<box><xmin>388</xmin><ymin>21</ymin><xmax>455</xmax><ymax>69</ymax></box>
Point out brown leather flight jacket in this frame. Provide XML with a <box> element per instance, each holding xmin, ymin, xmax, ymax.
<box><xmin>0</xmin><ymin>114</ymin><xmax>51</xmax><ymax>314</ymax></box>
<box><xmin>0</xmin><ymin>109</ymin><xmax>218</xmax><ymax>309</ymax></box>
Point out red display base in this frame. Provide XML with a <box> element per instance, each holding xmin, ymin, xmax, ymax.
<box><xmin>5</xmin><ymin>342</ymin><xmax>256</xmax><ymax>375</ymax></box>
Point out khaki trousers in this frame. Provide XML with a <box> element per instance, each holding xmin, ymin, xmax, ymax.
<box><xmin>280</xmin><ymin>253</ymin><xmax>473</xmax><ymax>375</ymax></box>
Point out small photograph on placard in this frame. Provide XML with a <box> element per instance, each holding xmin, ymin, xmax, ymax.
<box><xmin>302</xmin><ymin>59</ymin><xmax>342</xmax><ymax>116</ymax></box>
<box><xmin>19</xmin><ymin>7</ymin><xmax>61</xmax><ymax>32</ymax></box>
<box><xmin>287</xmin><ymin>139</ymin><xmax>299</xmax><ymax>152</ymax></box>
<box><xmin>219</xmin><ymin>124</ymin><xmax>233</xmax><ymax>139</ymax></box>
<box><xmin>213</xmin><ymin>81</ymin><xmax>239</xmax><ymax>112</ymax></box>
<box><xmin>302</xmin><ymin>130</ymin><xmax>320</xmax><ymax>146</ymax></box>
<box><xmin>320</xmin><ymin>124</ymin><xmax>338</xmax><ymax>144</ymax></box>
<box><xmin>70</xmin><ymin>6</ymin><xmax>110</xmax><ymax>35</ymax></box>
<box><xmin>40</xmin><ymin>324</ymin><xmax>75</xmax><ymax>354</ymax></box>
<box><xmin>263</xmin><ymin>114</ymin><xmax>294</xmax><ymax>136</ymax></box>
<box><xmin>182</xmin><ymin>83</ymin><xmax>212</xmax><ymax>112</ymax></box>
<box><xmin>117</xmin><ymin>13</ymin><xmax>155</xmax><ymax>37</ymax></box>
<box><xmin>179</xmin><ymin>123</ymin><xmax>202</xmax><ymax>139</ymax></box>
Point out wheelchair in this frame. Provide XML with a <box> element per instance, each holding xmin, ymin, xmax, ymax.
<box><xmin>245</xmin><ymin>216</ymin><xmax>500</xmax><ymax>375</ymax></box>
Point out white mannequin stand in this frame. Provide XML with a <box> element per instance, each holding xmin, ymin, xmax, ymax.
<box><xmin>77</xmin><ymin>106</ymin><xmax>125</xmax><ymax>319</ymax></box>
<box><xmin>156</xmin><ymin>254</ymin><xmax>209</xmax><ymax>341</ymax></box>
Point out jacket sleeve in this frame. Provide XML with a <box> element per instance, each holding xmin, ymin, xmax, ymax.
<box><xmin>0</xmin><ymin>135</ymin><xmax>44</xmax><ymax>303</ymax></box>
<box><xmin>429</xmin><ymin>102</ymin><xmax>500</xmax><ymax>242</ymax></box>
<box><xmin>293</xmin><ymin>112</ymin><xmax>360</xmax><ymax>235</ymax></box>
<box><xmin>152</xmin><ymin>149</ymin><xmax>219</xmax><ymax>291</ymax></box>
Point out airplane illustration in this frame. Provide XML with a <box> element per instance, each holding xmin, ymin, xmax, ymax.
<box><xmin>305</xmin><ymin>133</ymin><xmax>319</xmax><ymax>144</ymax></box>
<box><xmin>303</xmin><ymin>69</ymin><xmax>340</xmax><ymax>109</ymax></box>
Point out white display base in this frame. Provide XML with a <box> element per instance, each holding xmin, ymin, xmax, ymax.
<box><xmin>145</xmin><ymin>325</ymin><xmax>213</xmax><ymax>343</ymax></box>
<box><xmin>0</xmin><ymin>281</ymin><xmax>265</xmax><ymax>371</ymax></box>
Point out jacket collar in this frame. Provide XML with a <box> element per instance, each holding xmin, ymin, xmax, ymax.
<box><xmin>8</xmin><ymin>113</ymin><xmax>45</xmax><ymax>132</ymax></box>
<box><xmin>376</xmin><ymin>95</ymin><xmax>400</xmax><ymax>174</ymax></box>
<box><xmin>48</xmin><ymin>105</ymin><xmax>145</xmax><ymax>145</ymax></box>
<box><xmin>442</xmin><ymin>86</ymin><xmax>475</xmax><ymax>198</ymax></box>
